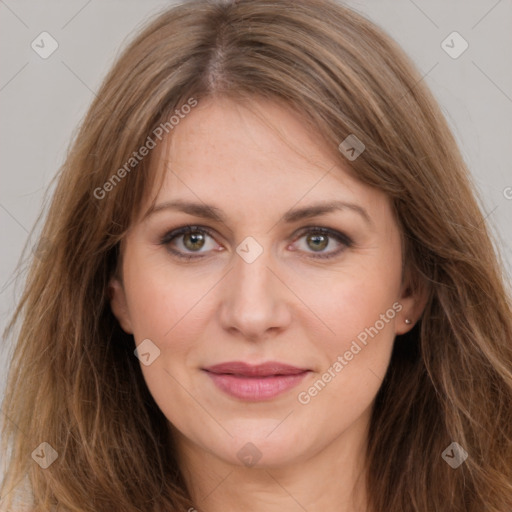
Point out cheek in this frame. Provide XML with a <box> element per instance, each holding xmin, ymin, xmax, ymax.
<box><xmin>123</xmin><ymin>252</ymin><xmax>217</xmax><ymax>347</ymax></box>
<box><xmin>326</xmin><ymin>278</ymin><xmax>399</xmax><ymax>349</ymax></box>
<box><xmin>299</xmin><ymin>253</ymin><xmax>401</xmax><ymax>347</ymax></box>
<box><xmin>293</xmin><ymin>254</ymin><xmax>401</xmax><ymax>404</ymax></box>
<box><xmin>308</xmin><ymin>280</ymin><xmax>398</xmax><ymax>385</ymax></box>
<box><xmin>122</xmin><ymin>256</ymin><xmax>216</xmax><ymax>434</ymax></box>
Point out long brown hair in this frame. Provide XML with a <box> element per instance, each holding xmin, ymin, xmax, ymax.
<box><xmin>2</xmin><ymin>1</ymin><xmax>511</xmax><ymax>510</ymax></box>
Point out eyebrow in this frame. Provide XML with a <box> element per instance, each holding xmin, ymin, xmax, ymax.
<box><xmin>144</xmin><ymin>199</ymin><xmax>373</xmax><ymax>226</ymax></box>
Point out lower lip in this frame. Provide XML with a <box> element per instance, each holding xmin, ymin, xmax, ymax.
<box><xmin>204</xmin><ymin>371</ymin><xmax>310</xmax><ymax>401</ymax></box>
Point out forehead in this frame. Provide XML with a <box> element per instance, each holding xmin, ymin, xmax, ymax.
<box><xmin>144</xmin><ymin>96</ymin><xmax>390</xmax><ymax>223</ymax></box>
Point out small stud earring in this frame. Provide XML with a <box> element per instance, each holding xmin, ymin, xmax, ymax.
<box><xmin>405</xmin><ymin>318</ymin><xmax>412</xmax><ymax>325</ymax></box>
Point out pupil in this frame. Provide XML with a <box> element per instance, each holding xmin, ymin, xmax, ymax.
<box><xmin>308</xmin><ymin>234</ymin><xmax>327</xmax><ymax>251</ymax></box>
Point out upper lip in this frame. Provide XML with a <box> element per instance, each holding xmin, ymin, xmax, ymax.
<box><xmin>203</xmin><ymin>361</ymin><xmax>309</xmax><ymax>377</ymax></box>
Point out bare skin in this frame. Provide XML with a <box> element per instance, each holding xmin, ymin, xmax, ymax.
<box><xmin>109</xmin><ymin>97</ymin><xmax>425</xmax><ymax>512</ymax></box>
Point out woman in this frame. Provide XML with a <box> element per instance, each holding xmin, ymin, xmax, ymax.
<box><xmin>1</xmin><ymin>0</ymin><xmax>511</xmax><ymax>511</ymax></box>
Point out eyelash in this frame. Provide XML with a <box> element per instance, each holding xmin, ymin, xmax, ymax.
<box><xmin>159</xmin><ymin>225</ymin><xmax>353</xmax><ymax>261</ymax></box>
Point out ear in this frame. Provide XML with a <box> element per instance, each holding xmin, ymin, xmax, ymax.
<box><xmin>108</xmin><ymin>277</ymin><xmax>134</xmax><ymax>334</ymax></box>
<box><xmin>395</xmin><ymin>269</ymin><xmax>429</xmax><ymax>335</ymax></box>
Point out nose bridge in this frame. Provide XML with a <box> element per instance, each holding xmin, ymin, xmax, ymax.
<box><xmin>218</xmin><ymin>242</ymin><xmax>291</xmax><ymax>339</ymax></box>
<box><xmin>233</xmin><ymin>249</ymin><xmax>272</xmax><ymax>297</ymax></box>
<box><xmin>229</xmin><ymin>244</ymin><xmax>277</xmax><ymax>309</ymax></box>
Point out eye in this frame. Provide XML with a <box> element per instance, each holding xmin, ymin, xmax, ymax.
<box><xmin>160</xmin><ymin>225</ymin><xmax>352</xmax><ymax>261</ymax></box>
<box><xmin>291</xmin><ymin>227</ymin><xmax>352</xmax><ymax>259</ymax></box>
<box><xmin>160</xmin><ymin>225</ymin><xmax>221</xmax><ymax>260</ymax></box>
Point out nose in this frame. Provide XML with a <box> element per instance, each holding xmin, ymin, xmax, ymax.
<box><xmin>218</xmin><ymin>247</ymin><xmax>292</xmax><ymax>341</ymax></box>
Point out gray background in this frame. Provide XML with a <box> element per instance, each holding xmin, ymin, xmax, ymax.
<box><xmin>1</xmin><ymin>0</ymin><xmax>511</xmax><ymax>448</ymax></box>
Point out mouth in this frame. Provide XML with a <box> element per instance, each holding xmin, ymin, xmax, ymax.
<box><xmin>202</xmin><ymin>361</ymin><xmax>311</xmax><ymax>401</ymax></box>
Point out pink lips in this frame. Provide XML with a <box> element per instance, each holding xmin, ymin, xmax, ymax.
<box><xmin>203</xmin><ymin>361</ymin><xmax>310</xmax><ymax>401</ymax></box>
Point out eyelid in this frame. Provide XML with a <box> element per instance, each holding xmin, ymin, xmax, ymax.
<box><xmin>290</xmin><ymin>225</ymin><xmax>353</xmax><ymax>259</ymax></box>
<box><xmin>160</xmin><ymin>224</ymin><xmax>217</xmax><ymax>245</ymax></box>
<box><xmin>292</xmin><ymin>225</ymin><xmax>352</xmax><ymax>245</ymax></box>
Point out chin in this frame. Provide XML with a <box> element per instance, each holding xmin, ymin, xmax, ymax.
<box><xmin>215</xmin><ymin>420</ymin><xmax>311</xmax><ymax>468</ymax></box>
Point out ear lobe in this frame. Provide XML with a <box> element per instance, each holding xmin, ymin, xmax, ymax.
<box><xmin>395</xmin><ymin>274</ymin><xmax>429</xmax><ymax>335</ymax></box>
<box><xmin>108</xmin><ymin>277</ymin><xmax>134</xmax><ymax>334</ymax></box>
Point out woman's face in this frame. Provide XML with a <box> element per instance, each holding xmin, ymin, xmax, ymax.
<box><xmin>110</xmin><ymin>97</ymin><xmax>420</xmax><ymax>469</ymax></box>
